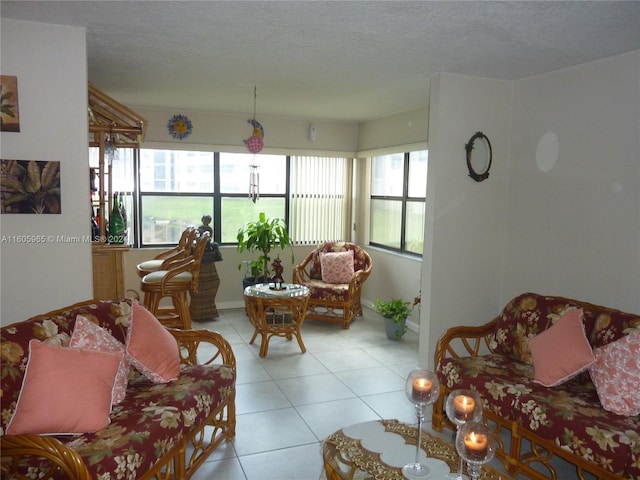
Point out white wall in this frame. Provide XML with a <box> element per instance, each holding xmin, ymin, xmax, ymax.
<box><xmin>419</xmin><ymin>51</ymin><xmax>640</xmax><ymax>367</ymax></box>
<box><xmin>419</xmin><ymin>73</ymin><xmax>513</xmax><ymax>367</ymax></box>
<box><xmin>504</xmin><ymin>50</ymin><xmax>640</xmax><ymax>312</ymax></box>
<box><xmin>133</xmin><ymin>106</ymin><xmax>359</xmax><ymax>156</ymax></box>
<box><xmin>0</xmin><ymin>19</ymin><xmax>92</xmax><ymax>325</ymax></box>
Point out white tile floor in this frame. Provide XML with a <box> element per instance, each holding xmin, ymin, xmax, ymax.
<box><xmin>190</xmin><ymin>307</ymin><xmax>424</xmax><ymax>480</ymax></box>
<box><xmin>188</xmin><ymin>308</ymin><xmax>579</xmax><ymax>480</ymax></box>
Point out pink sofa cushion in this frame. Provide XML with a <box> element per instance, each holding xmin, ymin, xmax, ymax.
<box><xmin>528</xmin><ymin>309</ymin><xmax>595</xmax><ymax>387</ymax></box>
<box><xmin>125</xmin><ymin>303</ymin><xmax>180</xmax><ymax>383</ymax></box>
<box><xmin>589</xmin><ymin>330</ymin><xmax>640</xmax><ymax>416</ymax></box>
<box><xmin>6</xmin><ymin>340</ymin><xmax>121</xmax><ymax>435</ymax></box>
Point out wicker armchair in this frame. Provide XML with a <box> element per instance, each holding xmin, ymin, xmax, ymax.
<box><xmin>292</xmin><ymin>242</ymin><xmax>372</xmax><ymax>328</ymax></box>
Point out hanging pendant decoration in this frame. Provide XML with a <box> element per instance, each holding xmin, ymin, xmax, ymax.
<box><xmin>249</xmin><ymin>159</ymin><xmax>259</xmax><ymax>203</ymax></box>
<box><xmin>244</xmin><ymin>86</ymin><xmax>264</xmax><ymax>154</ymax></box>
<box><xmin>246</xmin><ymin>86</ymin><xmax>263</xmax><ymax>202</ymax></box>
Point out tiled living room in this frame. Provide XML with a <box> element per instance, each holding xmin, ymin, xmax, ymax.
<box><xmin>190</xmin><ymin>308</ymin><xmax>421</xmax><ymax>480</ymax></box>
<box><xmin>2</xmin><ymin>2</ymin><xmax>639</xmax><ymax>480</ymax></box>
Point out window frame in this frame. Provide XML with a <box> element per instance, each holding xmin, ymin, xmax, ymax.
<box><xmin>369</xmin><ymin>150</ymin><xmax>427</xmax><ymax>257</ymax></box>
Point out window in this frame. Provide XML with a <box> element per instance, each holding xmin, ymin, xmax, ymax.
<box><xmin>139</xmin><ymin>150</ymin><xmax>215</xmax><ymax>245</ymax></box>
<box><xmin>219</xmin><ymin>153</ymin><xmax>287</xmax><ymax>243</ymax></box>
<box><xmin>369</xmin><ymin>150</ymin><xmax>428</xmax><ymax>255</ymax></box>
<box><xmin>132</xmin><ymin>150</ymin><xmax>349</xmax><ymax>247</ymax></box>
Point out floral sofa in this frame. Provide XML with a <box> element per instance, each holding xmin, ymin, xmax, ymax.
<box><xmin>1</xmin><ymin>299</ymin><xmax>236</xmax><ymax>480</ymax></box>
<box><xmin>292</xmin><ymin>241</ymin><xmax>372</xmax><ymax>328</ymax></box>
<box><xmin>433</xmin><ymin>292</ymin><xmax>639</xmax><ymax>480</ymax></box>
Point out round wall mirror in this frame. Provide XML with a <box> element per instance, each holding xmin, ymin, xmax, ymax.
<box><xmin>465</xmin><ymin>132</ymin><xmax>492</xmax><ymax>182</ymax></box>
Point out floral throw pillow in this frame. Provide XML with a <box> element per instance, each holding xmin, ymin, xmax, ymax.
<box><xmin>70</xmin><ymin>315</ymin><xmax>130</xmax><ymax>404</ymax></box>
<box><xmin>589</xmin><ymin>330</ymin><xmax>640</xmax><ymax>416</ymax></box>
<box><xmin>320</xmin><ymin>251</ymin><xmax>354</xmax><ymax>284</ymax></box>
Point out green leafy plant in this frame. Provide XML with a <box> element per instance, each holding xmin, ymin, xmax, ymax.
<box><xmin>374</xmin><ymin>297</ymin><xmax>416</xmax><ymax>339</ymax></box>
<box><xmin>236</xmin><ymin>212</ymin><xmax>294</xmax><ymax>280</ymax></box>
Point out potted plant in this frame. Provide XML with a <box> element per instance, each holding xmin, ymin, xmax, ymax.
<box><xmin>237</xmin><ymin>212</ymin><xmax>294</xmax><ymax>288</ymax></box>
<box><xmin>374</xmin><ymin>297</ymin><xmax>416</xmax><ymax>340</ymax></box>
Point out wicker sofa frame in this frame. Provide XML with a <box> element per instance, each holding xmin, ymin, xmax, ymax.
<box><xmin>1</xmin><ymin>300</ymin><xmax>236</xmax><ymax>480</ymax></box>
<box><xmin>433</xmin><ymin>294</ymin><xmax>638</xmax><ymax>480</ymax></box>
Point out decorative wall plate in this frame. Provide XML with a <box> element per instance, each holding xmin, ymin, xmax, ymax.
<box><xmin>167</xmin><ymin>114</ymin><xmax>193</xmax><ymax>140</ymax></box>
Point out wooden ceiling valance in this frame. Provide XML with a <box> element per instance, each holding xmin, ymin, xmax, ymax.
<box><xmin>88</xmin><ymin>83</ymin><xmax>148</xmax><ymax>148</ymax></box>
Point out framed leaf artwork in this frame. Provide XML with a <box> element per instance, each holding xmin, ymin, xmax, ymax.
<box><xmin>1</xmin><ymin>76</ymin><xmax>20</xmax><ymax>132</ymax></box>
<box><xmin>1</xmin><ymin>160</ymin><xmax>61</xmax><ymax>214</ymax></box>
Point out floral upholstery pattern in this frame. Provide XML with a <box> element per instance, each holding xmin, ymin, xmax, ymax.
<box><xmin>438</xmin><ymin>354</ymin><xmax>640</xmax><ymax>478</ymax></box>
<box><xmin>1</xmin><ymin>300</ymin><xmax>235</xmax><ymax>479</ymax></box>
<box><xmin>292</xmin><ymin>242</ymin><xmax>373</xmax><ymax>328</ymax></box>
<box><xmin>489</xmin><ymin>292</ymin><xmax>640</xmax><ymax>365</ymax></box>
<box><xmin>319</xmin><ymin>251</ymin><xmax>355</xmax><ymax>284</ymax></box>
<box><xmin>307</xmin><ymin>242</ymin><xmax>369</xmax><ymax>282</ymax></box>
<box><xmin>436</xmin><ymin>292</ymin><xmax>640</xmax><ymax>479</ymax></box>
<box><xmin>589</xmin><ymin>330</ymin><xmax>640</xmax><ymax>416</ymax></box>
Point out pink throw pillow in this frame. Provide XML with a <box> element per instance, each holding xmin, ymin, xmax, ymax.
<box><xmin>589</xmin><ymin>330</ymin><xmax>640</xmax><ymax>416</ymax></box>
<box><xmin>320</xmin><ymin>251</ymin><xmax>354</xmax><ymax>284</ymax></box>
<box><xmin>6</xmin><ymin>340</ymin><xmax>121</xmax><ymax>435</ymax></box>
<box><xmin>125</xmin><ymin>303</ymin><xmax>180</xmax><ymax>383</ymax></box>
<box><xmin>528</xmin><ymin>308</ymin><xmax>595</xmax><ymax>387</ymax></box>
<box><xmin>70</xmin><ymin>315</ymin><xmax>130</xmax><ymax>404</ymax></box>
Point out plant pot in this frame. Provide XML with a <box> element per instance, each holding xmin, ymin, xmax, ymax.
<box><xmin>384</xmin><ymin>316</ymin><xmax>407</xmax><ymax>341</ymax></box>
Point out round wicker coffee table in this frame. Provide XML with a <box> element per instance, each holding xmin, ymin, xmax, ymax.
<box><xmin>243</xmin><ymin>283</ymin><xmax>310</xmax><ymax>357</ymax></box>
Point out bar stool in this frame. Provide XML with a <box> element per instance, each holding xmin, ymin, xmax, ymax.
<box><xmin>141</xmin><ymin>232</ymin><xmax>209</xmax><ymax>329</ymax></box>
<box><xmin>136</xmin><ymin>227</ymin><xmax>197</xmax><ymax>278</ymax></box>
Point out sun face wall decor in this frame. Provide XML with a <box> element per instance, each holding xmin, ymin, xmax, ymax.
<box><xmin>167</xmin><ymin>114</ymin><xmax>193</xmax><ymax>140</ymax></box>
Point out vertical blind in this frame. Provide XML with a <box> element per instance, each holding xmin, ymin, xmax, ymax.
<box><xmin>290</xmin><ymin>156</ymin><xmax>351</xmax><ymax>244</ymax></box>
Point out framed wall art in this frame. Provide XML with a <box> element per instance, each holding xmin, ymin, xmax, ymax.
<box><xmin>1</xmin><ymin>159</ymin><xmax>61</xmax><ymax>214</ymax></box>
<box><xmin>1</xmin><ymin>76</ymin><xmax>21</xmax><ymax>132</ymax></box>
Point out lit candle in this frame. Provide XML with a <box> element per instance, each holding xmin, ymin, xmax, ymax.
<box><xmin>464</xmin><ymin>431</ymin><xmax>488</xmax><ymax>461</ymax></box>
<box><xmin>454</xmin><ymin>394</ymin><xmax>476</xmax><ymax>421</ymax></box>
<box><xmin>411</xmin><ymin>377</ymin><xmax>432</xmax><ymax>403</ymax></box>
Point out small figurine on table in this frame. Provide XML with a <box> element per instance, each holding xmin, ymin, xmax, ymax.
<box><xmin>270</xmin><ymin>257</ymin><xmax>285</xmax><ymax>290</ymax></box>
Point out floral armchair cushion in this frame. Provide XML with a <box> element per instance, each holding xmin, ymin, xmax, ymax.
<box><xmin>489</xmin><ymin>292</ymin><xmax>640</xmax><ymax>365</ymax></box>
<box><xmin>308</xmin><ymin>242</ymin><xmax>369</xmax><ymax>281</ymax></box>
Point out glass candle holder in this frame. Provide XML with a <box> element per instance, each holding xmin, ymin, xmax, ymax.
<box><xmin>455</xmin><ymin>422</ymin><xmax>496</xmax><ymax>480</ymax></box>
<box><xmin>445</xmin><ymin>389</ymin><xmax>483</xmax><ymax>480</ymax></box>
<box><xmin>402</xmin><ymin>369</ymin><xmax>440</xmax><ymax>479</ymax></box>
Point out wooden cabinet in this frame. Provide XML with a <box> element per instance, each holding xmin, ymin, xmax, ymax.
<box><xmin>92</xmin><ymin>244</ymin><xmax>129</xmax><ymax>300</ymax></box>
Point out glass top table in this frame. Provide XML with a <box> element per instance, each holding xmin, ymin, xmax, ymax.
<box><xmin>322</xmin><ymin>420</ymin><xmax>512</xmax><ymax>480</ymax></box>
<box><xmin>243</xmin><ymin>283</ymin><xmax>310</xmax><ymax>357</ymax></box>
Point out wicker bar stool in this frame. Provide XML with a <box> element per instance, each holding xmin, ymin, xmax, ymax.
<box><xmin>136</xmin><ymin>227</ymin><xmax>197</xmax><ymax>278</ymax></box>
<box><xmin>141</xmin><ymin>232</ymin><xmax>209</xmax><ymax>329</ymax></box>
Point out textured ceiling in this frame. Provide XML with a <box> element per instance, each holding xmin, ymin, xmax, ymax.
<box><xmin>2</xmin><ymin>1</ymin><xmax>639</xmax><ymax>121</ymax></box>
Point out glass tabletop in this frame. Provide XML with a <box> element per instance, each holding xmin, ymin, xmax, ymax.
<box><xmin>244</xmin><ymin>283</ymin><xmax>309</xmax><ymax>299</ymax></box>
